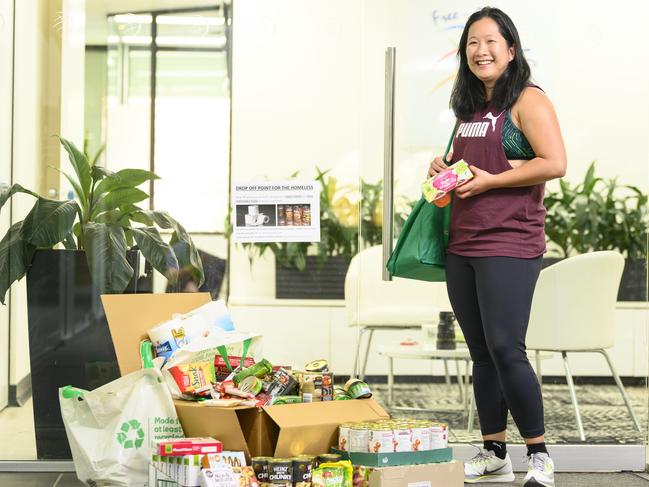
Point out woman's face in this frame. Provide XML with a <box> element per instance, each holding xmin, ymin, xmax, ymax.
<box><xmin>465</xmin><ymin>17</ymin><xmax>514</xmax><ymax>88</ymax></box>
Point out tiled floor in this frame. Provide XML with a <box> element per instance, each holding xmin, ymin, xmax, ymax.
<box><xmin>0</xmin><ymin>471</ymin><xmax>648</xmax><ymax>486</ymax></box>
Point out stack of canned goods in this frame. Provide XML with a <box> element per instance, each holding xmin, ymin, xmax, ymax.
<box><xmin>252</xmin><ymin>453</ymin><xmax>342</xmax><ymax>486</ymax></box>
<box><xmin>338</xmin><ymin>419</ymin><xmax>448</xmax><ymax>453</ymax></box>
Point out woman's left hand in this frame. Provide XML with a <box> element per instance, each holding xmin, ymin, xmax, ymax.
<box><xmin>454</xmin><ymin>165</ymin><xmax>497</xmax><ymax>199</ymax></box>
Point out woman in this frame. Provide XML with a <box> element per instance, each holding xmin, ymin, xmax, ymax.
<box><xmin>428</xmin><ymin>7</ymin><xmax>566</xmax><ymax>486</ymax></box>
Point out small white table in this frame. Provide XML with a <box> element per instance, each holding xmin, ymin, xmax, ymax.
<box><xmin>377</xmin><ymin>345</ymin><xmax>473</xmax><ymax>412</ymax></box>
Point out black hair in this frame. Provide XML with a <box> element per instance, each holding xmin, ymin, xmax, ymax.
<box><xmin>450</xmin><ymin>7</ymin><xmax>531</xmax><ymax>120</ymax></box>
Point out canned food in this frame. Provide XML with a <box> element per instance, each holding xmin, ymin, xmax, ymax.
<box><xmin>293</xmin><ymin>457</ymin><xmax>313</xmax><ymax>487</ymax></box>
<box><xmin>277</xmin><ymin>205</ymin><xmax>286</xmax><ymax>226</ymax></box>
<box><xmin>429</xmin><ymin>422</ymin><xmax>449</xmax><ymax>449</ymax></box>
<box><xmin>285</xmin><ymin>206</ymin><xmax>293</xmax><ymax>226</ymax></box>
<box><xmin>344</xmin><ymin>378</ymin><xmax>372</xmax><ymax>399</ymax></box>
<box><xmin>252</xmin><ymin>457</ymin><xmax>271</xmax><ymax>486</ymax></box>
<box><xmin>338</xmin><ymin>423</ymin><xmax>351</xmax><ymax>451</ymax></box>
<box><xmin>268</xmin><ymin>458</ymin><xmax>293</xmax><ymax>486</ymax></box>
<box><xmin>410</xmin><ymin>424</ymin><xmax>431</xmax><ymax>451</ymax></box>
<box><xmin>392</xmin><ymin>425</ymin><xmax>412</xmax><ymax>452</ymax></box>
<box><xmin>369</xmin><ymin>426</ymin><xmax>394</xmax><ymax>453</ymax></box>
<box><xmin>304</xmin><ymin>359</ymin><xmax>328</xmax><ymax>372</ymax></box>
<box><xmin>350</xmin><ymin>425</ymin><xmax>370</xmax><ymax>452</ymax></box>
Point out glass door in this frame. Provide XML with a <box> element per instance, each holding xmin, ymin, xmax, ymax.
<box><xmin>359</xmin><ymin>0</ymin><xmax>648</xmax><ymax>471</ymax></box>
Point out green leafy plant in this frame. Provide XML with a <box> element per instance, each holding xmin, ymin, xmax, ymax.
<box><xmin>544</xmin><ymin>161</ymin><xmax>648</xmax><ymax>259</ymax></box>
<box><xmin>0</xmin><ymin>137</ymin><xmax>203</xmax><ymax>304</ymax></box>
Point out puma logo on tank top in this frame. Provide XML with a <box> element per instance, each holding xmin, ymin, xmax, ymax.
<box><xmin>455</xmin><ymin>111</ymin><xmax>504</xmax><ymax>138</ymax></box>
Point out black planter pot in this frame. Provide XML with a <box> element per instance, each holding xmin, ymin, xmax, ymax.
<box><xmin>275</xmin><ymin>256</ymin><xmax>351</xmax><ymax>299</ymax></box>
<box><xmin>542</xmin><ymin>257</ymin><xmax>647</xmax><ymax>302</ymax></box>
<box><xmin>25</xmin><ymin>249</ymin><xmax>152</xmax><ymax>459</ymax></box>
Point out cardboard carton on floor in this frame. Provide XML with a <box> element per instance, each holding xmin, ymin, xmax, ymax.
<box><xmin>369</xmin><ymin>461</ymin><xmax>464</xmax><ymax>487</ymax></box>
<box><xmin>102</xmin><ymin>293</ymin><xmax>389</xmax><ymax>460</ymax></box>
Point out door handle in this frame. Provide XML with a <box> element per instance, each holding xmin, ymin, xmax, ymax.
<box><xmin>382</xmin><ymin>47</ymin><xmax>396</xmax><ymax>281</ymax></box>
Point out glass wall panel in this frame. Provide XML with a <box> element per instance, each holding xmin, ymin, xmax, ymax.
<box><xmin>359</xmin><ymin>0</ymin><xmax>648</xmax><ymax>459</ymax></box>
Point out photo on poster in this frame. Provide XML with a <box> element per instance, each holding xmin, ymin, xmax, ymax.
<box><xmin>235</xmin><ymin>204</ymin><xmax>277</xmax><ymax>227</ymax></box>
<box><xmin>277</xmin><ymin>203</ymin><xmax>312</xmax><ymax>227</ymax></box>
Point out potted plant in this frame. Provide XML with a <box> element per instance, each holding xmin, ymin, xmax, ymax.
<box><xmin>0</xmin><ymin>137</ymin><xmax>203</xmax><ymax>458</ymax></box>
<box><xmin>544</xmin><ymin>162</ymin><xmax>648</xmax><ymax>301</ymax></box>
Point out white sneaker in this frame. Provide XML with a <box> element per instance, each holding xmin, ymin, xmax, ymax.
<box><xmin>464</xmin><ymin>449</ymin><xmax>515</xmax><ymax>483</ymax></box>
<box><xmin>523</xmin><ymin>452</ymin><xmax>555</xmax><ymax>487</ymax></box>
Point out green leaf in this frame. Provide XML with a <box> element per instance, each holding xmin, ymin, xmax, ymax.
<box><xmin>91</xmin><ymin>187</ymin><xmax>149</xmax><ymax>219</ymax></box>
<box><xmin>21</xmin><ymin>198</ymin><xmax>79</xmax><ymax>247</ymax></box>
<box><xmin>83</xmin><ymin>222</ymin><xmax>134</xmax><ymax>294</ymax></box>
<box><xmin>59</xmin><ymin>137</ymin><xmax>92</xmax><ymax>202</ymax></box>
<box><xmin>54</xmin><ymin>169</ymin><xmax>87</xmax><ymax>211</ymax></box>
<box><xmin>0</xmin><ymin>222</ymin><xmax>36</xmax><ymax>305</ymax></box>
<box><xmin>91</xmin><ymin>144</ymin><xmax>106</xmax><ymax>166</ymax></box>
<box><xmin>139</xmin><ymin>210</ymin><xmax>204</xmax><ymax>286</ymax></box>
<box><xmin>94</xmin><ymin>169</ymin><xmax>159</xmax><ymax>198</ymax></box>
<box><xmin>131</xmin><ymin>226</ymin><xmax>179</xmax><ymax>280</ymax></box>
<box><xmin>0</xmin><ymin>183</ymin><xmax>39</xmax><ymax>212</ymax></box>
<box><xmin>91</xmin><ymin>165</ymin><xmax>115</xmax><ymax>183</ymax></box>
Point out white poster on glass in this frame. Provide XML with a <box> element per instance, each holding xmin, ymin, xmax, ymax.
<box><xmin>232</xmin><ymin>181</ymin><xmax>320</xmax><ymax>243</ymax></box>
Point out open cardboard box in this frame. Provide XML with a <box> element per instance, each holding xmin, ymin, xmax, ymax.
<box><xmin>102</xmin><ymin>293</ymin><xmax>389</xmax><ymax>460</ymax></box>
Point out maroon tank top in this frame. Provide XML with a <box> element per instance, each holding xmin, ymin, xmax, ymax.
<box><xmin>447</xmin><ymin>104</ymin><xmax>546</xmax><ymax>258</ymax></box>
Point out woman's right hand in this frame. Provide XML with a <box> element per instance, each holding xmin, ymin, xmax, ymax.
<box><xmin>427</xmin><ymin>151</ymin><xmax>453</xmax><ymax>178</ymax></box>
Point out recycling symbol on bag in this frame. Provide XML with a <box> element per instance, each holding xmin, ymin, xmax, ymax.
<box><xmin>116</xmin><ymin>419</ymin><xmax>145</xmax><ymax>449</ymax></box>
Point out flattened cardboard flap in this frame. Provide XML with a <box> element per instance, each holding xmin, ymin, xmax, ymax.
<box><xmin>102</xmin><ymin>293</ymin><xmax>211</xmax><ymax>375</ymax></box>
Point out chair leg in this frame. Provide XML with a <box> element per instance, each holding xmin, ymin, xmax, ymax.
<box><xmin>467</xmin><ymin>385</ymin><xmax>476</xmax><ymax>433</ymax></box>
<box><xmin>562</xmin><ymin>351</ymin><xmax>585</xmax><ymax>441</ymax></box>
<box><xmin>535</xmin><ymin>350</ymin><xmax>543</xmax><ymax>386</ymax></box>
<box><xmin>352</xmin><ymin>328</ymin><xmax>368</xmax><ymax>378</ymax></box>
<box><xmin>597</xmin><ymin>349</ymin><xmax>642</xmax><ymax>432</ymax></box>
<box><xmin>360</xmin><ymin>329</ymin><xmax>374</xmax><ymax>381</ymax></box>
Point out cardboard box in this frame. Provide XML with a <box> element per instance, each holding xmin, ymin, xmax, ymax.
<box><xmin>102</xmin><ymin>293</ymin><xmax>389</xmax><ymax>460</ymax></box>
<box><xmin>368</xmin><ymin>461</ymin><xmax>464</xmax><ymax>487</ymax></box>
<box><xmin>333</xmin><ymin>447</ymin><xmax>453</xmax><ymax>467</ymax></box>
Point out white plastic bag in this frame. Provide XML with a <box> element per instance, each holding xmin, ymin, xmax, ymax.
<box><xmin>60</xmin><ymin>343</ymin><xmax>184</xmax><ymax>487</ymax></box>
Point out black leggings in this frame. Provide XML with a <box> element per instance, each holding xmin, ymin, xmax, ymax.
<box><xmin>445</xmin><ymin>253</ymin><xmax>544</xmax><ymax>438</ymax></box>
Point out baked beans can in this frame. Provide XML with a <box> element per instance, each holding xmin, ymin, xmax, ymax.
<box><xmin>252</xmin><ymin>457</ymin><xmax>271</xmax><ymax>486</ymax></box>
<box><xmin>293</xmin><ymin>457</ymin><xmax>313</xmax><ymax>486</ymax></box>
<box><xmin>429</xmin><ymin>422</ymin><xmax>449</xmax><ymax>449</ymax></box>
<box><xmin>349</xmin><ymin>425</ymin><xmax>370</xmax><ymax>452</ymax></box>
<box><xmin>369</xmin><ymin>426</ymin><xmax>394</xmax><ymax>453</ymax></box>
<box><xmin>268</xmin><ymin>458</ymin><xmax>293</xmax><ymax>486</ymax></box>
<box><xmin>338</xmin><ymin>423</ymin><xmax>351</xmax><ymax>451</ymax></box>
<box><xmin>392</xmin><ymin>424</ymin><xmax>412</xmax><ymax>452</ymax></box>
<box><xmin>410</xmin><ymin>423</ymin><xmax>431</xmax><ymax>451</ymax></box>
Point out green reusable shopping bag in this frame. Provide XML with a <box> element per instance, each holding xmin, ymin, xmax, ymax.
<box><xmin>386</xmin><ymin>122</ymin><xmax>457</xmax><ymax>282</ymax></box>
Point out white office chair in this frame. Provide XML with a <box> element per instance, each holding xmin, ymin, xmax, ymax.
<box><xmin>345</xmin><ymin>245</ymin><xmax>444</xmax><ymax>379</ymax></box>
<box><xmin>526</xmin><ymin>251</ymin><xmax>641</xmax><ymax>441</ymax></box>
